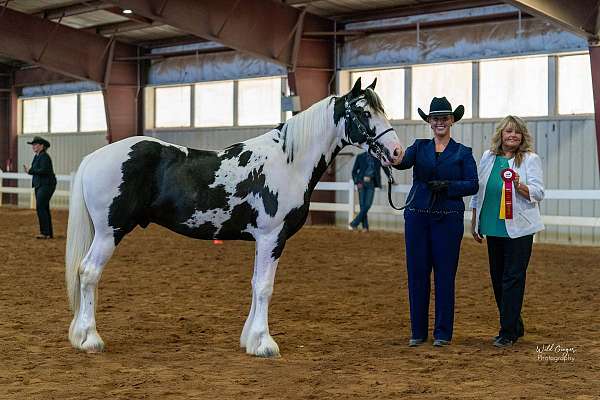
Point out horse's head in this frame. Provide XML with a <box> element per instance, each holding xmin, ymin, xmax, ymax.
<box><xmin>334</xmin><ymin>78</ymin><xmax>404</xmax><ymax>166</ymax></box>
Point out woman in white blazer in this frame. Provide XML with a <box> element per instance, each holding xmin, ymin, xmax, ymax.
<box><xmin>470</xmin><ymin>115</ymin><xmax>544</xmax><ymax>348</ymax></box>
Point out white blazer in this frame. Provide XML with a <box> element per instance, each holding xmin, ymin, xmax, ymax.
<box><xmin>470</xmin><ymin>150</ymin><xmax>545</xmax><ymax>238</ymax></box>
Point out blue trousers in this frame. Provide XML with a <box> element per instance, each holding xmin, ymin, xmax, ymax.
<box><xmin>404</xmin><ymin>210</ymin><xmax>464</xmax><ymax>341</ymax></box>
<box><xmin>35</xmin><ymin>184</ymin><xmax>55</xmax><ymax>237</ymax></box>
<box><xmin>351</xmin><ymin>183</ymin><xmax>375</xmax><ymax>230</ymax></box>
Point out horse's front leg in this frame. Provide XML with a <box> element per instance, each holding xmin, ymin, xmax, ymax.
<box><xmin>240</xmin><ymin>255</ymin><xmax>258</xmax><ymax>348</ymax></box>
<box><xmin>243</xmin><ymin>231</ymin><xmax>283</xmax><ymax>358</ymax></box>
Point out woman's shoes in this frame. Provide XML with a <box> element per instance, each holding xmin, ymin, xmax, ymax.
<box><xmin>408</xmin><ymin>338</ymin><xmax>426</xmax><ymax>347</ymax></box>
<box><xmin>493</xmin><ymin>337</ymin><xmax>514</xmax><ymax>348</ymax></box>
<box><xmin>35</xmin><ymin>234</ymin><xmax>53</xmax><ymax>239</ymax></box>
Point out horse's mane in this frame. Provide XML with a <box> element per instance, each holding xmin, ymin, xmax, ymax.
<box><xmin>279</xmin><ymin>88</ymin><xmax>387</xmax><ymax>162</ymax></box>
<box><xmin>279</xmin><ymin>95</ymin><xmax>336</xmax><ymax>163</ymax></box>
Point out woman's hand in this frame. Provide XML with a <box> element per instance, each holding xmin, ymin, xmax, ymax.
<box><xmin>23</xmin><ymin>164</ymin><xmax>29</xmax><ymax>173</ymax></box>
<box><xmin>513</xmin><ymin>171</ymin><xmax>530</xmax><ymax>199</ymax></box>
<box><xmin>471</xmin><ymin>208</ymin><xmax>483</xmax><ymax>243</ymax></box>
<box><xmin>472</xmin><ymin>229</ymin><xmax>483</xmax><ymax>243</ymax></box>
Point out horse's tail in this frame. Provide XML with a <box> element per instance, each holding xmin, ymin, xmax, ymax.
<box><xmin>65</xmin><ymin>155</ymin><xmax>94</xmax><ymax>314</ymax></box>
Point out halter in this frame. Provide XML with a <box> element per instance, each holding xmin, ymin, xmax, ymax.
<box><xmin>343</xmin><ymin>95</ymin><xmax>407</xmax><ymax>211</ymax></box>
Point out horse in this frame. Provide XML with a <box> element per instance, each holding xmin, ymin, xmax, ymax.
<box><xmin>65</xmin><ymin>77</ymin><xmax>404</xmax><ymax>357</ymax></box>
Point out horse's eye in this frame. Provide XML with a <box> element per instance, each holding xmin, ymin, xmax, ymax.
<box><xmin>363</xmin><ymin>111</ymin><xmax>371</xmax><ymax>119</ymax></box>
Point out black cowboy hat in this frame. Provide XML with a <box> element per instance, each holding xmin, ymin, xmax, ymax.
<box><xmin>26</xmin><ymin>136</ymin><xmax>51</xmax><ymax>148</ymax></box>
<box><xmin>417</xmin><ymin>97</ymin><xmax>464</xmax><ymax>123</ymax></box>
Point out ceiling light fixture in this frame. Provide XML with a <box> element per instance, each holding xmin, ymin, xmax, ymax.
<box><xmin>122</xmin><ymin>9</ymin><xmax>133</xmax><ymax>14</ymax></box>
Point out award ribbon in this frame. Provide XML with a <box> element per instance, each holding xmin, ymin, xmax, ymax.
<box><xmin>500</xmin><ymin>168</ymin><xmax>516</xmax><ymax>220</ymax></box>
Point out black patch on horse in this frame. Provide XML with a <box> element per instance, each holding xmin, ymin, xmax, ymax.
<box><xmin>217</xmin><ymin>202</ymin><xmax>257</xmax><ymax>240</ymax></box>
<box><xmin>235</xmin><ymin>166</ymin><xmax>279</xmax><ymax>217</ymax></box>
<box><xmin>108</xmin><ymin>140</ymin><xmax>254</xmax><ymax>244</ymax></box>
<box><xmin>238</xmin><ymin>150</ymin><xmax>253</xmax><ymax>167</ymax></box>
<box><xmin>108</xmin><ymin>141</ymin><xmax>164</xmax><ymax>244</ymax></box>
<box><xmin>221</xmin><ymin>143</ymin><xmax>245</xmax><ymax>160</ymax></box>
<box><xmin>271</xmin><ymin>154</ymin><xmax>332</xmax><ymax>259</ymax></box>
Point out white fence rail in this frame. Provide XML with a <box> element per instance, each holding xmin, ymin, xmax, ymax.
<box><xmin>0</xmin><ymin>172</ymin><xmax>73</xmax><ymax>208</ymax></box>
<box><xmin>311</xmin><ymin>180</ymin><xmax>600</xmax><ymax>228</ymax></box>
<box><xmin>2</xmin><ymin>172</ymin><xmax>599</xmax><ymax>228</ymax></box>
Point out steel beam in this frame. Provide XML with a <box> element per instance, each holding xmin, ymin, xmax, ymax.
<box><xmin>503</xmin><ymin>0</ymin><xmax>599</xmax><ymax>40</ymax></box>
<box><xmin>34</xmin><ymin>1</ymin><xmax>114</xmax><ymax>20</ymax></box>
<box><xmin>333</xmin><ymin>0</ymin><xmax>502</xmax><ymax>23</ymax></box>
<box><xmin>0</xmin><ymin>7</ymin><xmax>136</xmax><ymax>82</ymax></box>
<box><xmin>104</xmin><ymin>0</ymin><xmax>332</xmax><ymax>69</ymax></box>
<box><xmin>13</xmin><ymin>67</ymin><xmax>75</xmax><ymax>87</ymax></box>
<box><xmin>589</xmin><ymin>46</ymin><xmax>600</xmax><ymax>176</ymax></box>
<box><xmin>0</xmin><ymin>7</ymin><xmax>140</xmax><ymax>143</ymax></box>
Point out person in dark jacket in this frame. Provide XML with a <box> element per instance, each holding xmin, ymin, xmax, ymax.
<box><xmin>394</xmin><ymin>97</ymin><xmax>478</xmax><ymax>347</ymax></box>
<box><xmin>23</xmin><ymin>136</ymin><xmax>57</xmax><ymax>239</ymax></box>
<box><xmin>350</xmin><ymin>151</ymin><xmax>382</xmax><ymax>231</ymax></box>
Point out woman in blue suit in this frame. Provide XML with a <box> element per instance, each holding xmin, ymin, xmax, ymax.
<box><xmin>394</xmin><ymin>97</ymin><xmax>478</xmax><ymax>347</ymax></box>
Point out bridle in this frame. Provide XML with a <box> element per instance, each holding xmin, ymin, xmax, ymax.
<box><xmin>343</xmin><ymin>95</ymin><xmax>408</xmax><ymax>211</ymax></box>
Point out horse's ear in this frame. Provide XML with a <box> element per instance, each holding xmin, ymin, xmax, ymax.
<box><xmin>350</xmin><ymin>78</ymin><xmax>362</xmax><ymax>98</ymax></box>
<box><xmin>367</xmin><ymin>78</ymin><xmax>377</xmax><ymax>91</ymax></box>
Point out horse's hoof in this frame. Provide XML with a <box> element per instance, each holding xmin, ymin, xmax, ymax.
<box><xmin>70</xmin><ymin>326</ymin><xmax>105</xmax><ymax>353</ymax></box>
<box><xmin>247</xmin><ymin>334</ymin><xmax>280</xmax><ymax>358</ymax></box>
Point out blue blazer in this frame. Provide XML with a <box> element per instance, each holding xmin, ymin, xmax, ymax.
<box><xmin>352</xmin><ymin>152</ymin><xmax>382</xmax><ymax>188</ymax></box>
<box><xmin>395</xmin><ymin>138</ymin><xmax>478</xmax><ymax>211</ymax></box>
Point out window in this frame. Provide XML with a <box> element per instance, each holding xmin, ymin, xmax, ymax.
<box><xmin>352</xmin><ymin>69</ymin><xmax>405</xmax><ymax>119</ymax></box>
<box><xmin>80</xmin><ymin>92</ymin><xmax>107</xmax><ymax>132</ymax></box>
<box><xmin>558</xmin><ymin>54</ymin><xmax>593</xmax><ymax>114</ymax></box>
<box><xmin>50</xmin><ymin>94</ymin><xmax>77</xmax><ymax>133</ymax></box>
<box><xmin>23</xmin><ymin>98</ymin><xmax>48</xmax><ymax>134</ymax></box>
<box><xmin>412</xmin><ymin>62</ymin><xmax>472</xmax><ymax>120</ymax></box>
<box><xmin>238</xmin><ymin>77</ymin><xmax>281</xmax><ymax>126</ymax></box>
<box><xmin>480</xmin><ymin>56</ymin><xmax>548</xmax><ymax>118</ymax></box>
<box><xmin>155</xmin><ymin>86</ymin><xmax>191</xmax><ymax>128</ymax></box>
<box><xmin>194</xmin><ymin>81</ymin><xmax>234</xmax><ymax>127</ymax></box>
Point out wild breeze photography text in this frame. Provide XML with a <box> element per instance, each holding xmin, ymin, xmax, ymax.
<box><xmin>536</xmin><ymin>343</ymin><xmax>576</xmax><ymax>362</ymax></box>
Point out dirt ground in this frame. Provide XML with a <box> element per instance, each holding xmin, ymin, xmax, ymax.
<box><xmin>0</xmin><ymin>208</ymin><xmax>598</xmax><ymax>400</ymax></box>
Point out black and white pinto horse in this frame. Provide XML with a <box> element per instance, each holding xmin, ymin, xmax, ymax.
<box><xmin>65</xmin><ymin>78</ymin><xmax>403</xmax><ymax>357</ymax></box>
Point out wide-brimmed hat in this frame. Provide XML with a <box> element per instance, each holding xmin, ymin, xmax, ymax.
<box><xmin>26</xmin><ymin>136</ymin><xmax>51</xmax><ymax>148</ymax></box>
<box><xmin>418</xmin><ymin>97</ymin><xmax>464</xmax><ymax>123</ymax></box>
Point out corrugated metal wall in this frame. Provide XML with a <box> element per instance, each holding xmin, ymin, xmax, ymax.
<box><xmin>336</xmin><ymin>117</ymin><xmax>600</xmax><ymax>245</ymax></box>
<box><xmin>17</xmin><ymin>132</ymin><xmax>107</xmax><ymax>208</ymax></box>
<box><xmin>145</xmin><ymin>126</ymin><xmax>272</xmax><ymax>150</ymax></box>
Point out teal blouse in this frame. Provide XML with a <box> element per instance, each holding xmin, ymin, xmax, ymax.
<box><xmin>479</xmin><ymin>156</ymin><xmax>510</xmax><ymax>237</ymax></box>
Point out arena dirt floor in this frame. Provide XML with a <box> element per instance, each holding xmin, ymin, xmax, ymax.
<box><xmin>0</xmin><ymin>208</ymin><xmax>598</xmax><ymax>399</ymax></box>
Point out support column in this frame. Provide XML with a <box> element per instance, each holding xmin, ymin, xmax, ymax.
<box><xmin>0</xmin><ymin>77</ymin><xmax>19</xmax><ymax>205</ymax></box>
<box><xmin>588</xmin><ymin>45</ymin><xmax>600</xmax><ymax>176</ymax></box>
<box><xmin>103</xmin><ymin>51</ymin><xmax>142</xmax><ymax>143</ymax></box>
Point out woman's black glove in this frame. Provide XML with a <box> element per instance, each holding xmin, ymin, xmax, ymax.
<box><xmin>427</xmin><ymin>180</ymin><xmax>450</xmax><ymax>193</ymax></box>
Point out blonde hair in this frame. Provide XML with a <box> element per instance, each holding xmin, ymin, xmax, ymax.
<box><xmin>490</xmin><ymin>115</ymin><xmax>533</xmax><ymax>167</ymax></box>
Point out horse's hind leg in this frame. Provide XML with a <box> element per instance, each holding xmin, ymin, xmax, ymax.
<box><xmin>243</xmin><ymin>231</ymin><xmax>283</xmax><ymax>357</ymax></box>
<box><xmin>69</xmin><ymin>233</ymin><xmax>115</xmax><ymax>352</ymax></box>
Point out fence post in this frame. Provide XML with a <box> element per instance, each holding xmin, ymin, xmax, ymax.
<box><xmin>347</xmin><ymin>179</ymin><xmax>354</xmax><ymax>224</ymax></box>
<box><xmin>30</xmin><ymin>188</ymin><xmax>35</xmax><ymax>209</ymax></box>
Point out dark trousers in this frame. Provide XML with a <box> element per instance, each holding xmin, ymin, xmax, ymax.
<box><xmin>486</xmin><ymin>235</ymin><xmax>533</xmax><ymax>341</ymax></box>
<box><xmin>35</xmin><ymin>184</ymin><xmax>55</xmax><ymax>237</ymax></box>
<box><xmin>351</xmin><ymin>183</ymin><xmax>375</xmax><ymax>230</ymax></box>
<box><xmin>404</xmin><ymin>210</ymin><xmax>464</xmax><ymax>341</ymax></box>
